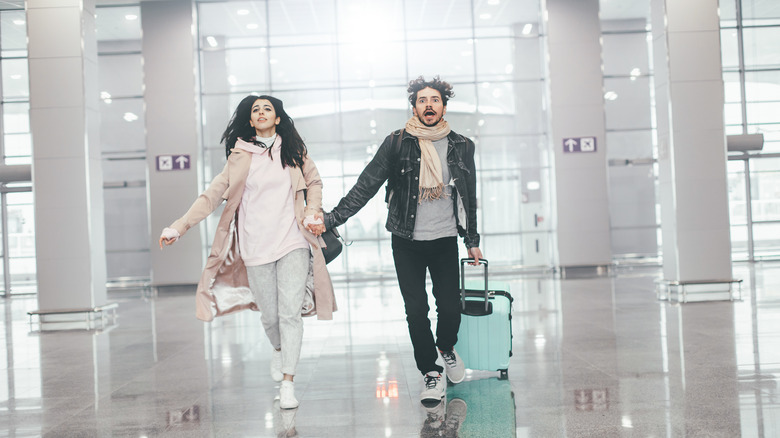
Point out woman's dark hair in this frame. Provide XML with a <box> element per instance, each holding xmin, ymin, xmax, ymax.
<box><xmin>220</xmin><ymin>94</ymin><xmax>307</xmax><ymax>168</ymax></box>
<box><xmin>407</xmin><ymin>75</ymin><xmax>454</xmax><ymax>107</ymax></box>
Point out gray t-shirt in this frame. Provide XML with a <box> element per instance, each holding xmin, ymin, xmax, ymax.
<box><xmin>413</xmin><ymin>137</ymin><xmax>458</xmax><ymax>241</ymax></box>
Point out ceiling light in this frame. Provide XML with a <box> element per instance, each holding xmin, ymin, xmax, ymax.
<box><xmin>237</xmin><ymin>9</ymin><xmax>249</xmax><ymax>15</ymax></box>
<box><xmin>12</xmin><ymin>19</ymin><xmax>24</xmax><ymax>25</ymax></box>
<box><xmin>480</xmin><ymin>13</ymin><xmax>492</xmax><ymax>20</ymax></box>
<box><xmin>123</xmin><ymin>112</ymin><xmax>138</xmax><ymax>122</ymax></box>
<box><xmin>522</xmin><ymin>24</ymin><xmax>532</xmax><ymax>35</ymax></box>
<box><xmin>206</xmin><ymin>36</ymin><xmax>218</xmax><ymax>47</ymax></box>
<box><xmin>246</xmin><ymin>23</ymin><xmax>258</xmax><ymax>30</ymax></box>
<box><xmin>604</xmin><ymin>91</ymin><xmax>618</xmax><ymax>101</ymax></box>
<box><xmin>125</xmin><ymin>14</ymin><xmax>138</xmax><ymax>21</ymax></box>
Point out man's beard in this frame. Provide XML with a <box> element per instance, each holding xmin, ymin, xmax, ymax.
<box><xmin>417</xmin><ymin>113</ymin><xmax>441</xmax><ymax>127</ymax></box>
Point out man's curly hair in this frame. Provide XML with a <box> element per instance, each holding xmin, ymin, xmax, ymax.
<box><xmin>407</xmin><ymin>75</ymin><xmax>454</xmax><ymax>107</ymax></box>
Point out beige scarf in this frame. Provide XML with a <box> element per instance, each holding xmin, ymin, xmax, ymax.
<box><xmin>405</xmin><ymin>116</ymin><xmax>451</xmax><ymax>202</ymax></box>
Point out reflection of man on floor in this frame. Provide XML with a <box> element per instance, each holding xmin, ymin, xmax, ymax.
<box><xmin>420</xmin><ymin>398</ymin><xmax>467</xmax><ymax>437</ymax></box>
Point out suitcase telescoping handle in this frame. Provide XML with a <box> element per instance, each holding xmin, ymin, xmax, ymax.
<box><xmin>460</xmin><ymin>258</ymin><xmax>489</xmax><ymax>313</ymax></box>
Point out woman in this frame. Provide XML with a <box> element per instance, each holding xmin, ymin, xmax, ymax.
<box><xmin>159</xmin><ymin>94</ymin><xmax>337</xmax><ymax>409</ymax></box>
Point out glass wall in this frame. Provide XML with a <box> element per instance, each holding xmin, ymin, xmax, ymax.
<box><xmin>96</xmin><ymin>5</ymin><xmax>150</xmax><ymax>281</ymax></box>
<box><xmin>196</xmin><ymin>0</ymin><xmax>551</xmax><ymax>278</ymax></box>
<box><xmin>600</xmin><ymin>4</ymin><xmax>660</xmax><ymax>261</ymax></box>
<box><xmin>0</xmin><ymin>7</ymin><xmax>32</xmax><ymax>296</ymax></box>
<box><xmin>722</xmin><ymin>0</ymin><xmax>780</xmax><ymax>261</ymax></box>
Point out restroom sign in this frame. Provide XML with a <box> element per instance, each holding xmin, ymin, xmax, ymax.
<box><xmin>563</xmin><ymin>137</ymin><xmax>597</xmax><ymax>153</ymax></box>
<box><xmin>157</xmin><ymin>154</ymin><xmax>191</xmax><ymax>171</ymax></box>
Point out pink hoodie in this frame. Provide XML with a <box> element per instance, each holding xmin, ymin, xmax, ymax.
<box><xmin>234</xmin><ymin>136</ymin><xmax>309</xmax><ymax>266</ymax></box>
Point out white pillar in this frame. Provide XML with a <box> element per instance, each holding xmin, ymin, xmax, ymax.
<box><xmin>142</xmin><ymin>0</ymin><xmax>204</xmax><ymax>286</ymax></box>
<box><xmin>651</xmin><ymin>0</ymin><xmax>732</xmax><ymax>282</ymax></box>
<box><xmin>28</xmin><ymin>0</ymin><xmax>107</xmax><ymax>311</ymax></box>
<box><xmin>545</xmin><ymin>0</ymin><xmax>612</xmax><ymax>270</ymax></box>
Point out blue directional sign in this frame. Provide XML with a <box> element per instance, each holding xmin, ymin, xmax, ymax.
<box><xmin>563</xmin><ymin>137</ymin><xmax>597</xmax><ymax>153</ymax></box>
<box><xmin>157</xmin><ymin>154</ymin><xmax>191</xmax><ymax>171</ymax></box>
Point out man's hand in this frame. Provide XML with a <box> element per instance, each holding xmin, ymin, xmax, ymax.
<box><xmin>467</xmin><ymin>247</ymin><xmax>483</xmax><ymax>265</ymax></box>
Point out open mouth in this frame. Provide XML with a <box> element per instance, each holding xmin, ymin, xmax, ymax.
<box><xmin>424</xmin><ymin>110</ymin><xmax>436</xmax><ymax>116</ymax></box>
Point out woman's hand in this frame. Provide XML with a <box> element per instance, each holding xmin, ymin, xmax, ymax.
<box><xmin>159</xmin><ymin>227</ymin><xmax>180</xmax><ymax>249</ymax></box>
<box><xmin>304</xmin><ymin>212</ymin><xmax>325</xmax><ymax>236</ymax></box>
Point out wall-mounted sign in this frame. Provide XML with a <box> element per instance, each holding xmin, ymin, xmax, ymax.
<box><xmin>157</xmin><ymin>154</ymin><xmax>190</xmax><ymax>171</ymax></box>
<box><xmin>563</xmin><ymin>137</ymin><xmax>597</xmax><ymax>153</ymax></box>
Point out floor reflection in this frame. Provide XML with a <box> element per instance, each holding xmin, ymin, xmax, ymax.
<box><xmin>2</xmin><ymin>264</ymin><xmax>780</xmax><ymax>436</ymax></box>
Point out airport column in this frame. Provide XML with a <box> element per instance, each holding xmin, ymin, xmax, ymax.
<box><xmin>27</xmin><ymin>0</ymin><xmax>108</xmax><ymax>316</ymax></box>
<box><xmin>650</xmin><ymin>0</ymin><xmax>732</xmax><ymax>288</ymax></box>
<box><xmin>142</xmin><ymin>0</ymin><xmax>204</xmax><ymax>287</ymax></box>
<box><xmin>545</xmin><ymin>0</ymin><xmax>612</xmax><ymax>275</ymax></box>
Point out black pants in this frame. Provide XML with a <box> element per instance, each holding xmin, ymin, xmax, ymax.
<box><xmin>391</xmin><ymin>234</ymin><xmax>461</xmax><ymax>375</ymax></box>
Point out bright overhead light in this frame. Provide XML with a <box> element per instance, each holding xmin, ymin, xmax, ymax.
<box><xmin>206</xmin><ymin>36</ymin><xmax>218</xmax><ymax>47</ymax></box>
<box><xmin>480</xmin><ymin>13</ymin><xmax>492</xmax><ymax>20</ymax></box>
<box><xmin>604</xmin><ymin>91</ymin><xmax>618</xmax><ymax>101</ymax></box>
<box><xmin>12</xmin><ymin>19</ymin><xmax>24</xmax><ymax>25</ymax></box>
<box><xmin>125</xmin><ymin>14</ymin><xmax>138</xmax><ymax>21</ymax></box>
<box><xmin>237</xmin><ymin>9</ymin><xmax>249</xmax><ymax>16</ymax></box>
<box><xmin>522</xmin><ymin>24</ymin><xmax>532</xmax><ymax>35</ymax></box>
<box><xmin>246</xmin><ymin>23</ymin><xmax>258</xmax><ymax>30</ymax></box>
<box><xmin>123</xmin><ymin>112</ymin><xmax>138</xmax><ymax>122</ymax></box>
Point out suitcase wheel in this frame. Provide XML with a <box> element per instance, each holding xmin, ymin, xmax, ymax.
<box><xmin>499</xmin><ymin>369</ymin><xmax>509</xmax><ymax>380</ymax></box>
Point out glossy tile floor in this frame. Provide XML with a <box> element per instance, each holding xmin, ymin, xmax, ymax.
<box><xmin>2</xmin><ymin>262</ymin><xmax>780</xmax><ymax>437</ymax></box>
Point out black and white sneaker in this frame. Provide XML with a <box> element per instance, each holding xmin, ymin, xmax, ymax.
<box><xmin>420</xmin><ymin>371</ymin><xmax>446</xmax><ymax>404</ymax></box>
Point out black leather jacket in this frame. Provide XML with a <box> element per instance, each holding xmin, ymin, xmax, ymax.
<box><xmin>324</xmin><ymin>129</ymin><xmax>480</xmax><ymax>248</ymax></box>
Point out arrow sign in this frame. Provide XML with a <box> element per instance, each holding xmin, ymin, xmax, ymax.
<box><xmin>157</xmin><ymin>154</ymin><xmax>191</xmax><ymax>171</ymax></box>
<box><xmin>563</xmin><ymin>137</ymin><xmax>597</xmax><ymax>153</ymax></box>
<box><xmin>175</xmin><ymin>155</ymin><xmax>189</xmax><ymax>169</ymax></box>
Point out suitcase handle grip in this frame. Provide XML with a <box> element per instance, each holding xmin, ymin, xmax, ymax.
<box><xmin>460</xmin><ymin>258</ymin><xmax>489</xmax><ymax>313</ymax></box>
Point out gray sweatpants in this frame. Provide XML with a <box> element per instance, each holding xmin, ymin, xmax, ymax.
<box><xmin>246</xmin><ymin>248</ymin><xmax>309</xmax><ymax>376</ymax></box>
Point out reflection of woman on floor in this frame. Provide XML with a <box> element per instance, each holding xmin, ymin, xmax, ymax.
<box><xmin>158</xmin><ymin>94</ymin><xmax>337</xmax><ymax>409</ymax></box>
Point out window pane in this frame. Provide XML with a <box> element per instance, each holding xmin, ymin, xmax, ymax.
<box><xmin>604</xmin><ymin>77</ymin><xmax>653</xmax><ymax>130</ymax></box>
<box><xmin>99</xmin><ymin>98</ymin><xmax>145</xmax><ymax>153</ymax></box>
<box><xmin>405</xmin><ymin>0</ymin><xmax>472</xmax><ymax>38</ymax></box>
<box><xmin>1</xmin><ymin>10</ymin><xmax>27</xmax><ymax>57</ymax></box>
<box><xmin>408</xmin><ymin>39</ymin><xmax>475</xmax><ymax>83</ymax></box>
<box><xmin>473</xmin><ymin>0</ymin><xmax>541</xmax><ymax>38</ymax></box>
<box><xmin>198</xmin><ymin>2</ymin><xmax>267</xmax><ymax>46</ymax></box>
<box><xmin>753</xmin><ymin>223</ymin><xmax>780</xmax><ymax>258</ymax></box>
<box><xmin>741</xmin><ymin>2</ymin><xmax>780</xmax><ymax>26</ymax></box>
<box><xmin>743</xmin><ymin>27</ymin><xmax>780</xmax><ymax>69</ymax></box>
<box><xmin>203</xmin><ymin>48</ymin><xmax>270</xmax><ymax>94</ymax></box>
<box><xmin>745</xmin><ymin>70</ymin><xmax>780</xmax><ymax>102</ymax></box>
<box><xmin>720</xmin><ymin>28</ymin><xmax>739</xmax><ymax>71</ymax></box>
<box><xmin>338</xmin><ymin>42</ymin><xmax>406</xmax><ymax>88</ymax></box>
<box><xmin>602</xmin><ymin>32</ymin><xmax>651</xmax><ymax>77</ymax></box>
<box><xmin>1</xmin><ymin>59</ymin><xmax>28</xmax><ymax>101</ymax></box>
<box><xmin>270</xmin><ymin>45</ymin><xmax>338</xmax><ymax>90</ymax></box>
<box><xmin>3</xmin><ymin>133</ymin><xmax>31</xmax><ymax>163</ymax></box>
<box><xmin>98</xmin><ymin>54</ymin><xmax>143</xmax><ymax>98</ymax></box>
<box><xmin>750</xmin><ymin>158</ymin><xmax>780</xmax><ymax>222</ymax></box>
<box><xmin>6</xmin><ymin>191</ymin><xmax>35</xmax><ymax>293</ymax></box>
<box><xmin>96</xmin><ymin>6</ymin><xmax>142</xmax><ymax>44</ymax></box>
<box><xmin>268</xmin><ymin>0</ymin><xmax>336</xmax><ymax>45</ymax></box>
<box><xmin>337</xmin><ymin>0</ymin><xmax>404</xmax><ymax>44</ymax></box>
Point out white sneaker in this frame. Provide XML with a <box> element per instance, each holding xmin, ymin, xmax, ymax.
<box><xmin>279</xmin><ymin>380</ymin><xmax>299</xmax><ymax>409</ymax></box>
<box><xmin>441</xmin><ymin>349</ymin><xmax>465</xmax><ymax>384</ymax></box>
<box><xmin>271</xmin><ymin>349</ymin><xmax>283</xmax><ymax>382</ymax></box>
<box><xmin>420</xmin><ymin>371</ymin><xmax>445</xmax><ymax>403</ymax></box>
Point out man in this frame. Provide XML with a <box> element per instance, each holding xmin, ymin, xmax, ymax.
<box><xmin>322</xmin><ymin>76</ymin><xmax>483</xmax><ymax>404</ymax></box>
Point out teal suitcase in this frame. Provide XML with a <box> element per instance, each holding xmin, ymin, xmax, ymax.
<box><xmin>453</xmin><ymin>259</ymin><xmax>513</xmax><ymax>379</ymax></box>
